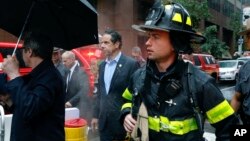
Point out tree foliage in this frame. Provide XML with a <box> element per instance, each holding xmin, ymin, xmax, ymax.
<box><xmin>159</xmin><ymin>0</ymin><xmax>239</xmax><ymax>57</ymax></box>
<box><xmin>229</xmin><ymin>11</ymin><xmax>243</xmax><ymax>51</ymax></box>
<box><xmin>201</xmin><ymin>25</ymin><xmax>228</xmax><ymax>58</ymax></box>
<box><xmin>230</xmin><ymin>11</ymin><xmax>242</xmax><ymax>36</ymax></box>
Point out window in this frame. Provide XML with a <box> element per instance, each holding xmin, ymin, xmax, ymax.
<box><xmin>207</xmin><ymin>56</ymin><xmax>216</xmax><ymax>64</ymax></box>
<box><xmin>193</xmin><ymin>56</ymin><xmax>201</xmax><ymax>66</ymax></box>
<box><xmin>222</xmin><ymin>1</ymin><xmax>234</xmax><ymax>17</ymax></box>
<box><xmin>203</xmin><ymin>56</ymin><xmax>210</xmax><ymax>64</ymax></box>
<box><xmin>208</xmin><ymin>0</ymin><xmax>220</xmax><ymax>12</ymax></box>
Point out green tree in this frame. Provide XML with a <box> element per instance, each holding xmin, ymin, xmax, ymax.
<box><xmin>230</xmin><ymin>11</ymin><xmax>242</xmax><ymax>37</ymax></box>
<box><xmin>229</xmin><ymin>11</ymin><xmax>243</xmax><ymax>51</ymax></box>
<box><xmin>201</xmin><ymin>25</ymin><xmax>228</xmax><ymax>58</ymax></box>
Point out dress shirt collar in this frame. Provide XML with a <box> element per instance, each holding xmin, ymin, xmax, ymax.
<box><xmin>105</xmin><ymin>52</ymin><xmax>121</xmax><ymax>64</ymax></box>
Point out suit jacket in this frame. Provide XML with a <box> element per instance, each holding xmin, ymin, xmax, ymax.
<box><xmin>5</xmin><ymin>59</ymin><xmax>65</xmax><ymax>141</ymax></box>
<box><xmin>55</xmin><ymin>61</ymin><xmax>67</xmax><ymax>77</ymax></box>
<box><xmin>65</xmin><ymin>65</ymin><xmax>91</xmax><ymax>122</ymax></box>
<box><xmin>0</xmin><ymin>73</ymin><xmax>7</xmax><ymax>93</ymax></box>
<box><xmin>93</xmin><ymin>53</ymin><xmax>139</xmax><ymax>137</ymax></box>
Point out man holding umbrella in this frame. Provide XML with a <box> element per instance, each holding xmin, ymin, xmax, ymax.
<box><xmin>0</xmin><ymin>32</ymin><xmax>65</xmax><ymax>141</ymax></box>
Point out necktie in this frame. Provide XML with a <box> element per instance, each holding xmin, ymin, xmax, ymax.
<box><xmin>66</xmin><ymin>70</ymin><xmax>71</xmax><ymax>92</ymax></box>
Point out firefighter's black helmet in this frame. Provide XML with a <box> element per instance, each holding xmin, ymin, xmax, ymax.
<box><xmin>132</xmin><ymin>2</ymin><xmax>206</xmax><ymax>44</ymax></box>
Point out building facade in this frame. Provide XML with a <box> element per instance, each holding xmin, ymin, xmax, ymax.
<box><xmin>203</xmin><ymin>0</ymin><xmax>242</xmax><ymax>56</ymax></box>
<box><xmin>0</xmin><ymin>0</ymin><xmax>245</xmax><ymax>58</ymax></box>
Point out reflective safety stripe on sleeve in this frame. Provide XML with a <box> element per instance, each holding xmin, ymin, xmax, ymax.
<box><xmin>122</xmin><ymin>88</ymin><xmax>132</xmax><ymax>101</ymax></box>
<box><xmin>148</xmin><ymin>116</ymin><xmax>198</xmax><ymax>135</ymax></box>
<box><xmin>206</xmin><ymin>100</ymin><xmax>234</xmax><ymax>124</ymax></box>
<box><xmin>121</xmin><ymin>103</ymin><xmax>132</xmax><ymax>111</ymax></box>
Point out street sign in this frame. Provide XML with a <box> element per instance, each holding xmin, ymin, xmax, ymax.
<box><xmin>238</xmin><ymin>38</ymin><xmax>244</xmax><ymax>45</ymax></box>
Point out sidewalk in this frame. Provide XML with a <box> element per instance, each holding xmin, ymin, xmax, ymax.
<box><xmin>87</xmin><ymin>132</ymin><xmax>216</xmax><ymax>141</ymax></box>
<box><xmin>204</xmin><ymin>132</ymin><xmax>216</xmax><ymax>141</ymax></box>
<box><xmin>88</xmin><ymin>131</ymin><xmax>100</xmax><ymax>141</ymax></box>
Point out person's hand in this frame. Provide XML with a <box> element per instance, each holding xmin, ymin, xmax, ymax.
<box><xmin>91</xmin><ymin>118</ymin><xmax>98</xmax><ymax>132</ymax></box>
<box><xmin>2</xmin><ymin>55</ymin><xmax>20</xmax><ymax>80</ymax></box>
<box><xmin>65</xmin><ymin>102</ymin><xmax>72</xmax><ymax>108</ymax></box>
<box><xmin>0</xmin><ymin>94</ymin><xmax>10</xmax><ymax>102</ymax></box>
<box><xmin>123</xmin><ymin>114</ymin><xmax>136</xmax><ymax>132</ymax></box>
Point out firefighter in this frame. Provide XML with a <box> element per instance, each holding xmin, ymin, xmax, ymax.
<box><xmin>120</xmin><ymin>2</ymin><xmax>239</xmax><ymax>141</ymax></box>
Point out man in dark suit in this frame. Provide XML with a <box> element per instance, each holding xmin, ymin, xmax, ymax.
<box><xmin>91</xmin><ymin>29</ymin><xmax>139</xmax><ymax>141</ymax></box>
<box><xmin>62</xmin><ymin>51</ymin><xmax>91</xmax><ymax>123</ymax></box>
<box><xmin>52</xmin><ymin>47</ymin><xmax>67</xmax><ymax>77</ymax></box>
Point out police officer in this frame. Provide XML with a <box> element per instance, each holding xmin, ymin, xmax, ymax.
<box><xmin>120</xmin><ymin>2</ymin><xmax>239</xmax><ymax>141</ymax></box>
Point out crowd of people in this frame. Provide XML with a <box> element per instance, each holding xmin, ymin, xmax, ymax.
<box><xmin>1</xmin><ymin>1</ymin><xmax>250</xmax><ymax>141</ymax></box>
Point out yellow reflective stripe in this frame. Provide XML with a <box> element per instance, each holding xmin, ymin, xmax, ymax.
<box><xmin>159</xmin><ymin>116</ymin><xmax>170</xmax><ymax>132</ymax></box>
<box><xmin>172</xmin><ymin>13</ymin><xmax>182</xmax><ymax>23</ymax></box>
<box><xmin>169</xmin><ymin>118</ymin><xmax>198</xmax><ymax>135</ymax></box>
<box><xmin>186</xmin><ymin>17</ymin><xmax>192</xmax><ymax>26</ymax></box>
<box><xmin>148</xmin><ymin>116</ymin><xmax>198</xmax><ymax>135</ymax></box>
<box><xmin>206</xmin><ymin>100</ymin><xmax>234</xmax><ymax>124</ymax></box>
<box><xmin>121</xmin><ymin>103</ymin><xmax>132</xmax><ymax>111</ymax></box>
<box><xmin>122</xmin><ymin>88</ymin><xmax>132</xmax><ymax>101</ymax></box>
<box><xmin>148</xmin><ymin>116</ymin><xmax>160</xmax><ymax>132</ymax></box>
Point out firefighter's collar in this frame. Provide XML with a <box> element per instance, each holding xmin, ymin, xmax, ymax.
<box><xmin>146</xmin><ymin>59</ymin><xmax>184</xmax><ymax>79</ymax></box>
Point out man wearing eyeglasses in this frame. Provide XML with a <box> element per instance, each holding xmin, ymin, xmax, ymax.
<box><xmin>1</xmin><ymin>32</ymin><xmax>65</xmax><ymax>141</ymax></box>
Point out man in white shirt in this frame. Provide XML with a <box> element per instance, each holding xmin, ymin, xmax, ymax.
<box><xmin>62</xmin><ymin>51</ymin><xmax>91</xmax><ymax>122</ymax></box>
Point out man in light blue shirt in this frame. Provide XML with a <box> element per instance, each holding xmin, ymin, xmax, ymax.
<box><xmin>104</xmin><ymin>52</ymin><xmax>121</xmax><ymax>94</ymax></box>
<box><xmin>91</xmin><ymin>29</ymin><xmax>139</xmax><ymax>141</ymax></box>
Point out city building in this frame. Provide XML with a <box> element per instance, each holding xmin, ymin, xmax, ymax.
<box><xmin>0</xmin><ymin>0</ymin><xmax>246</xmax><ymax>58</ymax></box>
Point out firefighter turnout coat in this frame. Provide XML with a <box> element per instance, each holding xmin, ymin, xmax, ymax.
<box><xmin>121</xmin><ymin>59</ymin><xmax>239</xmax><ymax>141</ymax></box>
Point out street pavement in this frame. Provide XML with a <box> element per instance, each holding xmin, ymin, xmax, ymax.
<box><xmin>88</xmin><ymin>131</ymin><xmax>100</xmax><ymax>141</ymax></box>
<box><xmin>88</xmin><ymin>131</ymin><xmax>216</xmax><ymax>141</ymax></box>
<box><xmin>204</xmin><ymin>132</ymin><xmax>216</xmax><ymax>141</ymax></box>
<box><xmin>204</xmin><ymin>121</ymin><xmax>216</xmax><ymax>141</ymax></box>
<box><xmin>87</xmin><ymin>123</ymin><xmax>219</xmax><ymax>141</ymax></box>
<box><xmin>88</xmin><ymin>132</ymin><xmax>216</xmax><ymax>141</ymax></box>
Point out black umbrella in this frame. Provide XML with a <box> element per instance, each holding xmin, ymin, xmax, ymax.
<box><xmin>0</xmin><ymin>0</ymin><xmax>99</xmax><ymax>51</ymax></box>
